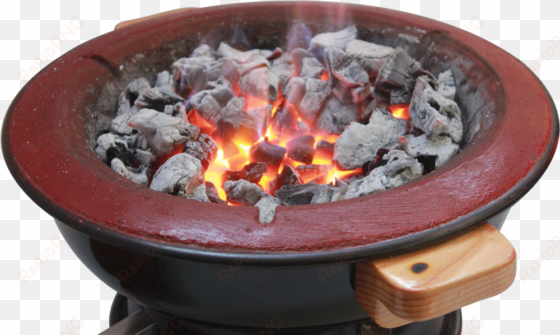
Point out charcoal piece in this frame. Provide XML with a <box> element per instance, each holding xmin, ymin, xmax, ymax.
<box><xmin>110</xmin><ymin>158</ymin><xmax>150</xmax><ymax>187</ymax></box>
<box><xmin>106</xmin><ymin>142</ymin><xmax>138</xmax><ymax>168</ymax></box>
<box><xmin>118</xmin><ymin>78</ymin><xmax>151</xmax><ymax>115</ymax></box>
<box><xmin>268</xmin><ymin>165</ymin><xmax>302</xmax><ymax>194</ymax></box>
<box><xmin>190</xmin><ymin>78</ymin><xmax>244</xmax><ymax>125</ymax></box>
<box><xmin>313</xmin><ymin>95</ymin><xmax>360</xmax><ymax>135</ymax></box>
<box><xmin>373</xmin><ymin>47</ymin><xmax>438</xmax><ymax>105</ymax></box>
<box><xmin>111</xmin><ymin>105</ymin><xmax>139</xmax><ymax>135</ymax></box>
<box><xmin>205</xmin><ymin>181</ymin><xmax>227</xmax><ymax>205</ymax></box>
<box><xmin>223</xmin><ymin>139</ymin><xmax>241</xmax><ymax>159</ymax></box>
<box><xmin>217</xmin><ymin>42</ymin><xmax>272</xmax><ymax>63</ymax></box>
<box><xmin>95</xmin><ymin>133</ymin><xmax>116</xmax><ymax>163</ymax></box>
<box><xmin>345</xmin><ymin>40</ymin><xmax>394</xmax><ymax>80</ymax></box>
<box><xmin>135</xmin><ymin>85</ymin><xmax>186</xmax><ymax>111</ymax></box>
<box><xmin>409</xmin><ymin>76</ymin><xmax>462</xmax><ymax>142</ymax></box>
<box><xmin>171</xmin><ymin>54</ymin><xmax>215</xmax><ymax>74</ymax></box>
<box><xmin>156</xmin><ymin>70</ymin><xmax>175</xmax><ymax>87</ymax></box>
<box><xmin>361</xmin><ymin>98</ymin><xmax>389</xmax><ymax>121</ymax></box>
<box><xmin>405</xmin><ymin>134</ymin><xmax>459</xmax><ymax>168</ymax></box>
<box><xmin>271</xmin><ymin>53</ymin><xmax>296</xmax><ymax>85</ymax></box>
<box><xmin>150</xmin><ymin>153</ymin><xmax>205</xmax><ymax>198</ymax></box>
<box><xmin>176</xmin><ymin>66</ymin><xmax>208</xmax><ymax>97</ymax></box>
<box><xmin>255</xmin><ymin>195</ymin><xmax>282</xmax><ymax>224</ymax></box>
<box><xmin>249</xmin><ymin>104</ymin><xmax>273</xmax><ymax>135</ymax></box>
<box><xmin>221</xmin><ymin>162</ymin><xmax>268</xmax><ymax>187</ymax></box>
<box><xmin>309</xmin><ymin>25</ymin><xmax>358</xmax><ymax>56</ymax></box>
<box><xmin>122</xmin><ymin>133</ymin><xmax>150</xmax><ymax>151</ymax></box>
<box><xmin>191</xmin><ymin>44</ymin><xmax>215</xmax><ymax>59</ymax></box>
<box><xmin>315</xmin><ymin>140</ymin><xmax>334</xmax><ymax>160</ymax></box>
<box><xmin>330</xmin><ymin>179</ymin><xmax>349</xmax><ymax>202</ymax></box>
<box><xmin>275</xmin><ymin>183</ymin><xmax>321</xmax><ymax>206</ymax></box>
<box><xmin>299</xmin><ymin>57</ymin><xmax>324</xmax><ymax>79</ymax></box>
<box><xmin>286</xmin><ymin>135</ymin><xmax>316</xmax><ymax>164</ymax></box>
<box><xmin>237</xmin><ymin>54</ymin><xmax>270</xmax><ymax>76</ymax></box>
<box><xmin>267</xmin><ymin>47</ymin><xmax>284</xmax><ymax>61</ymax></box>
<box><xmin>299</xmin><ymin>79</ymin><xmax>331</xmax><ymax>124</ymax></box>
<box><xmin>344</xmin><ymin>149</ymin><xmax>423</xmax><ymax>199</ymax></box>
<box><xmin>298</xmin><ymin>120</ymin><xmax>310</xmax><ymax>132</ymax></box>
<box><xmin>217</xmin><ymin>112</ymin><xmax>261</xmax><ymax>145</ymax></box>
<box><xmin>163</xmin><ymin>105</ymin><xmax>174</xmax><ymax>116</ymax></box>
<box><xmin>283</xmin><ymin>77</ymin><xmax>306</xmax><ymax>106</ymax></box>
<box><xmin>286</xmin><ymin>23</ymin><xmax>312</xmax><ymax>51</ymax></box>
<box><xmin>324</xmin><ymin>46</ymin><xmax>369</xmax><ymax>89</ymax></box>
<box><xmin>134</xmin><ymin>149</ymin><xmax>154</xmax><ymax>166</ymax></box>
<box><xmin>183</xmin><ymin>133</ymin><xmax>218</xmax><ymax>171</ymax></box>
<box><xmin>379</xmin><ymin>135</ymin><xmax>413</xmax><ymax>157</ymax></box>
<box><xmin>205</xmin><ymin>58</ymin><xmax>241</xmax><ymax>85</ymax></box>
<box><xmin>250</xmin><ymin>139</ymin><xmax>287</xmax><ymax>171</ymax></box>
<box><xmin>240</xmin><ymin>67</ymin><xmax>281</xmax><ymax>102</ymax></box>
<box><xmin>186</xmin><ymin>184</ymin><xmax>210</xmax><ymax>203</ymax></box>
<box><xmin>333</xmin><ymin>81</ymin><xmax>371</xmax><ymax>104</ymax></box>
<box><xmin>310</xmin><ymin>184</ymin><xmax>333</xmax><ymax>204</ymax></box>
<box><xmin>128</xmin><ymin>109</ymin><xmax>200</xmax><ymax>155</ymax></box>
<box><xmin>224</xmin><ymin>179</ymin><xmax>265</xmax><ymax>206</ymax></box>
<box><xmin>437</xmin><ymin>70</ymin><xmax>456</xmax><ymax>100</ymax></box>
<box><xmin>295</xmin><ymin>164</ymin><xmax>332</xmax><ymax>182</ymax></box>
<box><xmin>362</xmin><ymin>148</ymin><xmax>390</xmax><ymax>175</ymax></box>
<box><xmin>271</xmin><ymin>101</ymin><xmax>301</xmax><ymax>138</ymax></box>
<box><xmin>333</xmin><ymin>108</ymin><xmax>407</xmax><ymax>170</ymax></box>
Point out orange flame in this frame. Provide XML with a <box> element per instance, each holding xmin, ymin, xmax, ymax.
<box><xmin>388</xmin><ymin>104</ymin><xmax>410</xmax><ymax>119</ymax></box>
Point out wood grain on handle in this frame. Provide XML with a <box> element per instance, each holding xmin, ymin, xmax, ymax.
<box><xmin>355</xmin><ymin>222</ymin><xmax>516</xmax><ymax>328</ymax></box>
<box><xmin>114</xmin><ymin>8</ymin><xmax>197</xmax><ymax>30</ymax></box>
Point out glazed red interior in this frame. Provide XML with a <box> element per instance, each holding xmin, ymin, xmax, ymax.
<box><xmin>3</xmin><ymin>3</ymin><xmax>556</xmax><ymax>252</ymax></box>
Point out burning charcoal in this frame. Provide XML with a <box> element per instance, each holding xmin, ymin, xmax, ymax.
<box><xmin>344</xmin><ymin>149</ymin><xmax>423</xmax><ymax>199</ymax></box>
<box><xmin>237</xmin><ymin>54</ymin><xmax>271</xmax><ymax>76</ymax></box>
<box><xmin>297</xmin><ymin>121</ymin><xmax>309</xmax><ymax>133</ymax></box>
<box><xmin>176</xmin><ymin>66</ymin><xmax>208</xmax><ymax>97</ymax></box>
<box><xmin>134</xmin><ymin>149</ymin><xmax>154</xmax><ymax>166</ymax></box>
<box><xmin>106</xmin><ymin>142</ymin><xmax>138</xmax><ymax>168</ymax></box>
<box><xmin>205</xmin><ymin>181</ymin><xmax>227</xmax><ymax>205</ymax></box>
<box><xmin>333</xmin><ymin>108</ymin><xmax>407</xmax><ymax>170</ymax></box>
<box><xmin>224</xmin><ymin>179</ymin><xmax>265</xmax><ymax>206</ymax></box>
<box><xmin>274</xmin><ymin>183</ymin><xmax>321</xmax><ymax>206</ymax></box>
<box><xmin>295</xmin><ymin>164</ymin><xmax>331</xmax><ymax>182</ymax></box>
<box><xmin>287</xmin><ymin>135</ymin><xmax>315</xmax><ymax>164</ymax></box>
<box><xmin>110</xmin><ymin>158</ymin><xmax>150</xmax><ymax>187</ymax></box>
<box><xmin>268</xmin><ymin>165</ymin><xmax>302</xmax><ymax>194</ymax></box>
<box><xmin>135</xmin><ymin>85</ymin><xmax>186</xmax><ymax>111</ymax></box>
<box><xmin>345</xmin><ymin>40</ymin><xmax>394</xmax><ymax>80</ymax></box>
<box><xmin>324</xmin><ymin>46</ymin><xmax>369</xmax><ymax>90</ymax></box>
<box><xmin>111</xmin><ymin>106</ymin><xmax>139</xmax><ymax>135</ymax></box>
<box><xmin>409</xmin><ymin>76</ymin><xmax>463</xmax><ymax>142</ymax></box>
<box><xmin>156</xmin><ymin>70</ymin><xmax>175</xmax><ymax>87</ymax></box>
<box><xmin>95</xmin><ymin>133</ymin><xmax>117</xmax><ymax>163</ymax></box>
<box><xmin>205</xmin><ymin>58</ymin><xmax>241</xmax><ymax>85</ymax></box>
<box><xmin>437</xmin><ymin>70</ymin><xmax>456</xmax><ymax>100</ymax></box>
<box><xmin>271</xmin><ymin>101</ymin><xmax>301</xmax><ymax>138</ymax></box>
<box><xmin>191</xmin><ymin>44</ymin><xmax>215</xmax><ymax>59</ymax></box>
<box><xmin>221</xmin><ymin>162</ymin><xmax>268</xmax><ymax>187</ymax></box>
<box><xmin>309</xmin><ymin>25</ymin><xmax>358</xmax><ymax>57</ymax></box>
<box><xmin>240</xmin><ymin>67</ymin><xmax>281</xmax><ymax>102</ymax></box>
<box><xmin>271</xmin><ymin>53</ymin><xmax>296</xmax><ymax>85</ymax></box>
<box><xmin>250</xmin><ymin>139</ymin><xmax>287</xmax><ymax>172</ymax></box>
<box><xmin>379</xmin><ymin>135</ymin><xmax>413</xmax><ymax>157</ymax></box>
<box><xmin>255</xmin><ymin>195</ymin><xmax>282</xmax><ymax>224</ymax></box>
<box><xmin>121</xmin><ymin>133</ymin><xmax>150</xmax><ymax>151</ymax></box>
<box><xmin>150</xmin><ymin>153</ymin><xmax>205</xmax><ymax>198</ymax></box>
<box><xmin>313</xmin><ymin>95</ymin><xmax>360</xmax><ymax>135</ymax></box>
<box><xmin>310</xmin><ymin>184</ymin><xmax>334</xmax><ymax>204</ymax></box>
<box><xmin>118</xmin><ymin>78</ymin><xmax>151</xmax><ymax>115</ymax></box>
<box><xmin>186</xmin><ymin>184</ymin><xmax>210</xmax><ymax>203</ymax></box>
<box><xmin>183</xmin><ymin>133</ymin><xmax>218</xmax><ymax>171</ymax></box>
<box><xmin>128</xmin><ymin>109</ymin><xmax>200</xmax><ymax>155</ymax></box>
<box><xmin>405</xmin><ymin>134</ymin><xmax>459</xmax><ymax>168</ymax></box>
<box><xmin>361</xmin><ymin>98</ymin><xmax>388</xmax><ymax>121</ymax></box>
<box><xmin>373</xmin><ymin>47</ymin><xmax>438</xmax><ymax>105</ymax></box>
<box><xmin>217</xmin><ymin>113</ymin><xmax>261</xmax><ymax>145</ymax></box>
<box><xmin>217</xmin><ymin>42</ymin><xmax>272</xmax><ymax>63</ymax></box>
<box><xmin>315</xmin><ymin>140</ymin><xmax>335</xmax><ymax>160</ymax></box>
<box><xmin>299</xmin><ymin>57</ymin><xmax>324</xmax><ymax>79</ymax></box>
<box><xmin>267</xmin><ymin>47</ymin><xmax>284</xmax><ymax>61</ymax></box>
<box><xmin>190</xmin><ymin>78</ymin><xmax>244</xmax><ymax>125</ymax></box>
<box><xmin>283</xmin><ymin>77</ymin><xmax>331</xmax><ymax>125</ymax></box>
<box><xmin>330</xmin><ymin>181</ymin><xmax>349</xmax><ymax>202</ymax></box>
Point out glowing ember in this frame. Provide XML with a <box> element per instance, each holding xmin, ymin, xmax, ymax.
<box><xmin>205</xmin><ymin>149</ymin><xmax>230</xmax><ymax>200</ymax></box>
<box><xmin>389</xmin><ymin>104</ymin><xmax>410</xmax><ymax>119</ymax></box>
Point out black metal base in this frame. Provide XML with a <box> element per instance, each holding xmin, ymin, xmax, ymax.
<box><xmin>106</xmin><ymin>294</ymin><xmax>462</xmax><ymax>335</ymax></box>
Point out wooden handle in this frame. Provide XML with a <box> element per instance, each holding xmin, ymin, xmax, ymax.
<box><xmin>114</xmin><ymin>8</ymin><xmax>198</xmax><ymax>30</ymax></box>
<box><xmin>355</xmin><ymin>222</ymin><xmax>516</xmax><ymax>328</ymax></box>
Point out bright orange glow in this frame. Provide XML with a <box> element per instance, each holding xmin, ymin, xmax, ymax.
<box><xmin>329</xmin><ymin>168</ymin><xmax>359</xmax><ymax>185</ymax></box>
<box><xmin>204</xmin><ymin>150</ymin><xmax>229</xmax><ymax>200</ymax></box>
<box><xmin>321</xmin><ymin>71</ymin><xmax>329</xmax><ymax>81</ymax></box>
<box><xmin>244</xmin><ymin>94</ymin><xmax>269</xmax><ymax>110</ymax></box>
<box><xmin>388</xmin><ymin>104</ymin><xmax>410</xmax><ymax>119</ymax></box>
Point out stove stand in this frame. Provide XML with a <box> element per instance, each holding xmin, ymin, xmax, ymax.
<box><xmin>101</xmin><ymin>294</ymin><xmax>462</xmax><ymax>335</ymax></box>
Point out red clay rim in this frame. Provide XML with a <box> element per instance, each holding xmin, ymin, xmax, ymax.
<box><xmin>2</xmin><ymin>2</ymin><xmax>558</xmax><ymax>263</ymax></box>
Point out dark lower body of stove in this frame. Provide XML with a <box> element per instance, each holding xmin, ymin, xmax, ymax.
<box><xmin>103</xmin><ymin>293</ymin><xmax>462</xmax><ymax>335</ymax></box>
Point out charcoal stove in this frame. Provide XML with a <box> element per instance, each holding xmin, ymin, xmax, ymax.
<box><xmin>2</xmin><ymin>2</ymin><xmax>558</xmax><ymax>335</ymax></box>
